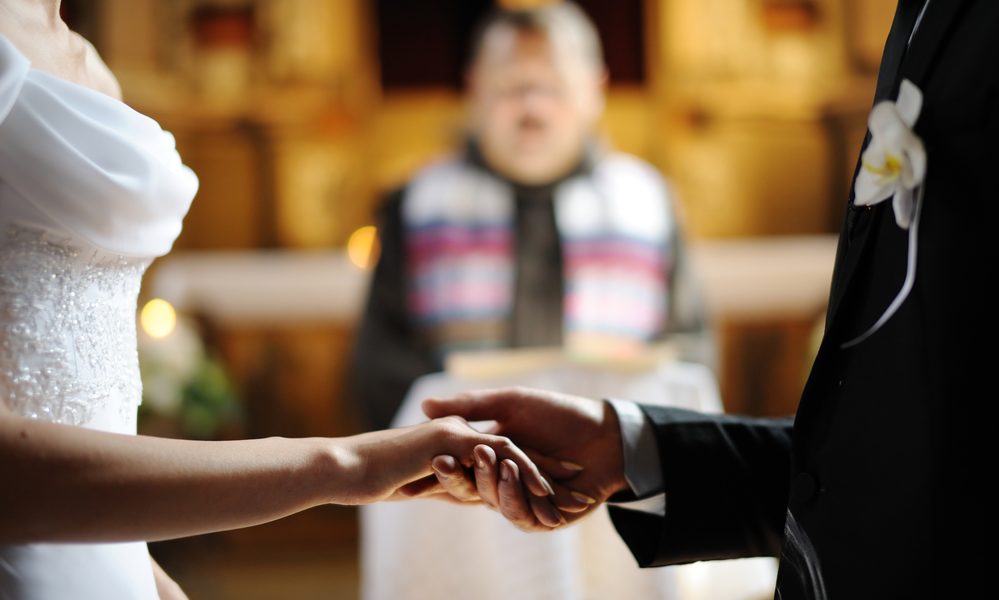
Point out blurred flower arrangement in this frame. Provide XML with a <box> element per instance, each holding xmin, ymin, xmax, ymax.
<box><xmin>137</xmin><ymin>299</ymin><xmax>242</xmax><ymax>439</ymax></box>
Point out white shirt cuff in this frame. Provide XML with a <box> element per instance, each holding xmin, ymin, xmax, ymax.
<box><xmin>606</xmin><ymin>398</ymin><xmax>666</xmax><ymax>516</ymax></box>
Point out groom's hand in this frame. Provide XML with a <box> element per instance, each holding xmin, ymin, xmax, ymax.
<box><xmin>423</xmin><ymin>388</ymin><xmax>629</xmax><ymax>532</ymax></box>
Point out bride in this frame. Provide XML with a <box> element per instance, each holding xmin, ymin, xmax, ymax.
<box><xmin>0</xmin><ymin>2</ymin><xmax>561</xmax><ymax>598</ymax></box>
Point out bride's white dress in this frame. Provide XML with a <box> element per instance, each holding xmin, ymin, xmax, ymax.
<box><xmin>0</xmin><ymin>35</ymin><xmax>197</xmax><ymax>599</ymax></box>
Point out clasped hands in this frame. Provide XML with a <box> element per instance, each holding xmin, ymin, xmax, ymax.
<box><xmin>414</xmin><ymin>388</ymin><xmax>631</xmax><ymax>532</ymax></box>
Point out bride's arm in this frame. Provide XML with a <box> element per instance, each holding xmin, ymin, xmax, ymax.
<box><xmin>0</xmin><ymin>405</ymin><xmax>557</xmax><ymax>544</ymax></box>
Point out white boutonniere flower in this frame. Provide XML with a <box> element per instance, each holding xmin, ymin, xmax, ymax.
<box><xmin>853</xmin><ymin>79</ymin><xmax>926</xmax><ymax>228</ymax></box>
<box><xmin>843</xmin><ymin>79</ymin><xmax>927</xmax><ymax>348</ymax></box>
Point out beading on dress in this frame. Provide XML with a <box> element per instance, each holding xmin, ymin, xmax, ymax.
<box><xmin>0</xmin><ymin>225</ymin><xmax>151</xmax><ymax>426</ymax></box>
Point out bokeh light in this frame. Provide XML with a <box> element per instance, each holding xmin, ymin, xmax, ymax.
<box><xmin>140</xmin><ymin>298</ymin><xmax>178</xmax><ymax>339</ymax></box>
<box><xmin>348</xmin><ymin>225</ymin><xmax>380</xmax><ymax>270</ymax></box>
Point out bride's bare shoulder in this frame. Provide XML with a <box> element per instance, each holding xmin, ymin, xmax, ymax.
<box><xmin>0</xmin><ymin>16</ymin><xmax>121</xmax><ymax>101</ymax></box>
<box><xmin>73</xmin><ymin>33</ymin><xmax>121</xmax><ymax>101</ymax></box>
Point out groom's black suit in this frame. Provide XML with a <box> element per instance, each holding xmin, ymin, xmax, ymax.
<box><xmin>610</xmin><ymin>1</ymin><xmax>996</xmax><ymax>597</ymax></box>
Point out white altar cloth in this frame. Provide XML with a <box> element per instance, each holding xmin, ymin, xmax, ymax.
<box><xmin>361</xmin><ymin>361</ymin><xmax>777</xmax><ymax>600</ymax></box>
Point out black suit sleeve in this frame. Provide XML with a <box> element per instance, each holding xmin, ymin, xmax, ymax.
<box><xmin>347</xmin><ymin>189</ymin><xmax>440</xmax><ymax>431</ymax></box>
<box><xmin>609</xmin><ymin>406</ymin><xmax>793</xmax><ymax>567</ymax></box>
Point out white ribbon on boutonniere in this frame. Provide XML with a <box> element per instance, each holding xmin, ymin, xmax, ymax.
<box><xmin>842</xmin><ymin>79</ymin><xmax>927</xmax><ymax>349</ymax></box>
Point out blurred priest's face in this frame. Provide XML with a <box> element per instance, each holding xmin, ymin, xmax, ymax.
<box><xmin>468</xmin><ymin>24</ymin><xmax>606</xmax><ymax>185</ymax></box>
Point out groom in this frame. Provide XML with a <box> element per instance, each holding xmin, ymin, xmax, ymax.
<box><xmin>425</xmin><ymin>1</ymin><xmax>995</xmax><ymax>598</ymax></box>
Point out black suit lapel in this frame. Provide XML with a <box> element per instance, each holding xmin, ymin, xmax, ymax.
<box><xmin>823</xmin><ymin>0</ymin><xmax>968</xmax><ymax>336</ymax></box>
<box><xmin>898</xmin><ymin>0</ymin><xmax>969</xmax><ymax>85</ymax></box>
<box><xmin>875</xmin><ymin>0</ymin><xmax>927</xmax><ymax>103</ymax></box>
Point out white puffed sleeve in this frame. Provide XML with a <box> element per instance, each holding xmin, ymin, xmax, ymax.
<box><xmin>0</xmin><ymin>35</ymin><xmax>198</xmax><ymax>258</ymax></box>
<box><xmin>0</xmin><ymin>35</ymin><xmax>29</xmax><ymax>126</ymax></box>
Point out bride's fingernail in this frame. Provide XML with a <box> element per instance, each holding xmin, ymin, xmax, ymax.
<box><xmin>500</xmin><ymin>461</ymin><xmax>512</xmax><ymax>481</ymax></box>
<box><xmin>543</xmin><ymin>503</ymin><xmax>567</xmax><ymax>527</ymax></box>
<box><xmin>571</xmin><ymin>491</ymin><xmax>596</xmax><ymax>505</ymax></box>
<box><xmin>541</xmin><ymin>478</ymin><xmax>556</xmax><ymax>497</ymax></box>
<box><xmin>560</xmin><ymin>461</ymin><xmax>584</xmax><ymax>472</ymax></box>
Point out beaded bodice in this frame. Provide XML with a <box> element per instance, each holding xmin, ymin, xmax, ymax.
<box><xmin>0</xmin><ymin>226</ymin><xmax>150</xmax><ymax>427</ymax></box>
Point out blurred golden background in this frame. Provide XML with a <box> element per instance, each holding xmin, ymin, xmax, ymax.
<box><xmin>62</xmin><ymin>0</ymin><xmax>895</xmax><ymax>597</ymax></box>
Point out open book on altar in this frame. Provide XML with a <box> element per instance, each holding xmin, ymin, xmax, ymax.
<box><xmin>392</xmin><ymin>343</ymin><xmax>722</xmax><ymax>429</ymax></box>
<box><xmin>443</xmin><ymin>342</ymin><xmax>680</xmax><ymax>380</ymax></box>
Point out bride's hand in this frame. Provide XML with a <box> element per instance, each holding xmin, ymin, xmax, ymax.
<box><xmin>328</xmin><ymin>417</ymin><xmax>563</xmax><ymax>524</ymax></box>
